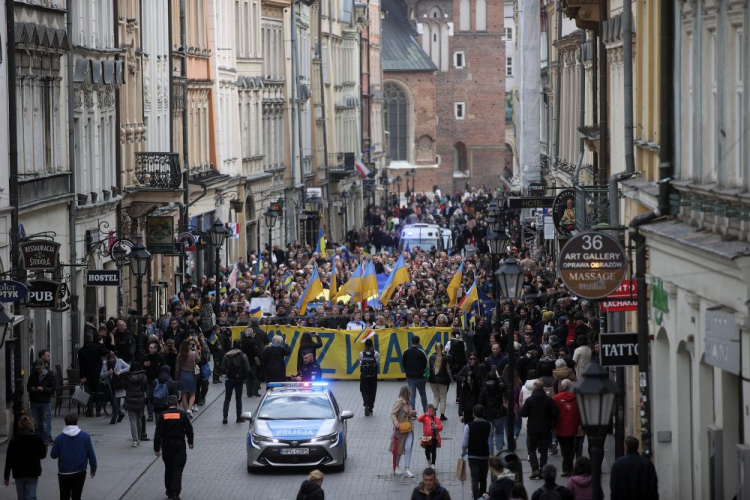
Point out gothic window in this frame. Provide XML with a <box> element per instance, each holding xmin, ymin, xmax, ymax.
<box><xmin>459</xmin><ymin>0</ymin><xmax>470</xmax><ymax>31</ymax></box>
<box><xmin>476</xmin><ymin>0</ymin><xmax>486</xmax><ymax>32</ymax></box>
<box><xmin>454</xmin><ymin>142</ymin><xmax>468</xmax><ymax>173</ymax></box>
<box><xmin>429</xmin><ymin>6</ymin><xmax>442</xmax><ymax>19</ymax></box>
<box><xmin>384</xmin><ymin>82</ymin><xmax>409</xmax><ymax>162</ymax></box>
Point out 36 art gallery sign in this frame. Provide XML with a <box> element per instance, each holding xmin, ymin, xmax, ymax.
<box><xmin>19</xmin><ymin>240</ymin><xmax>61</xmax><ymax>270</ymax></box>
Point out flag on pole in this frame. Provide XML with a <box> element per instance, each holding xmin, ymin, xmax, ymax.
<box><xmin>355</xmin><ymin>159</ymin><xmax>371</xmax><ymax>179</ymax></box>
<box><xmin>329</xmin><ymin>253</ymin><xmax>339</xmax><ymax>300</ymax></box>
<box><xmin>315</xmin><ymin>227</ymin><xmax>326</xmax><ymax>254</ymax></box>
<box><xmin>253</xmin><ymin>254</ymin><xmax>263</xmax><ymax>276</ymax></box>
<box><xmin>296</xmin><ymin>265</ymin><xmax>324</xmax><ymax>315</ymax></box>
<box><xmin>446</xmin><ymin>259</ymin><xmax>464</xmax><ymax>306</ymax></box>
<box><xmin>458</xmin><ymin>280</ymin><xmax>479</xmax><ymax>312</ymax></box>
<box><xmin>360</xmin><ymin>328</ymin><xmax>376</xmax><ymax>343</ymax></box>
<box><xmin>227</xmin><ymin>264</ymin><xmax>239</xmax><ymax>291</ymax></box>
<box><xmin>379</xmin><ymin>254</ymin><xmax>410</xmax><ymax>305</ymax></box>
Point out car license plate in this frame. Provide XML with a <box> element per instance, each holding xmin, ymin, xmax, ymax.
<box><xmin>281</xmin><ymin>448</ymin><xmax>309</xmax><ymax>455</ymax></box>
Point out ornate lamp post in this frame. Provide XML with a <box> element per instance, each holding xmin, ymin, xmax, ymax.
<box><xmin>394</xmin><ymin>175</ymin><xmax>402</xmax><ymax>207</ymax></box>
<box><xmin>409</xmin><ymin>167</ymin><xmax>416</xmax><ymax>193</ymax></box>
<box><xmin>128</xmin><ymin>235</ymin><xmax>152</xmax><ymax>363</ymax></box>
<box><xmin>210</xmin><ymin>219</ymin><xmax>229</xmax><ymax>315</ymax></box>
<box><xmin>341</xmin><ymin>190</ymin><xmax>350</xmax><ymax>240</ymax></box>
<box><xmin>264</xmin><ymin>207</ymin><xmax>278</xmax><ymax>270</ymax></box>
<box><xmin>574</xmin><ymin>363</ymin><xmax>619</xmax><ymax>500</ymax></box>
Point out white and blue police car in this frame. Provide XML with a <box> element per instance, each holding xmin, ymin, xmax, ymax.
<box><xmin>241</xmin><ymin>382</ymin><xmax>353</xmax><ymax>472</ymax></box>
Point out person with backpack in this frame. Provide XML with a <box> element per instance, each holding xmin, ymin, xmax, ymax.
<box><xmin>123</xmin><ymin>361</ymin><xmax>148</xmax><ymax>447</ymax></box>
<box><xmin>151</xmin><ymin>366</ymin><xmax>179</xmax><ymax>417</ymax></box>
<box><xmin>520</xmin><ymin>380</ymin><xmax>559</xmax><ymax>480</ymax></box>
<box><xmin>358</xmin><ymin>338</ymin><xmax>380</xmax><ymax>416</ymax></box>
<box><xmin>530</xmin><ymin>464</ymin><xmax>573</xmax><ymax>500</ymax></box>
<box><xmin>445</xmin><ymin>329</ymin><xmax>466</xmax><ymax>404</ymax></box>
<box><xmin>220</xmin><ymin>339</ymin><xmax>251</xmax><ymax>424</ymax></box>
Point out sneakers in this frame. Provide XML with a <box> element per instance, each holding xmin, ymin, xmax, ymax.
<box><xmin>529</xmin><ymin>470</ymin><xmax>541</xmax><ymax>480</ymax></box>
<box><xmin>394</xmin><ymin>466</ymin><xmax>403</xmax><ymax>476</ymax></box>
<box><xmin>187</xmin><ymin>409</ymin><xmax>193</xmax><ymax>419</ymax></box>
<box><xmin>222</xmin><ymin>417</ymin><xmax>228</xmax><ymax>424</ymax></box>
<box><xmin>549</xmin><ymin>440</ymin><xmax>559</xmax><ymax>455</ymax></box>
<box><xmin>132</xmin><ymin>441</ymin><xmax>139</xmax><ymax>447</ymax></box>
<box><xmin>440</xmin><ymin>414</ymin><xmax>447</xmax><ymax>421</ymax></box>
<box><xmin>117</xmin><ymin>413</ymin><xmax>125</xmax><ymax>423</ymax></box>
<box><xmin>404</xmin><ymin>469</ymin><xmax>414</xmax><ymax>478</ymax></box>
<box><xmin>236</xmin><ymin>417</ymin><xmax>243</xmax><ymax>423</ymax></box>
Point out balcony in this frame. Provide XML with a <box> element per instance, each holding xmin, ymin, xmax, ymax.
<box><xmin>19</xmin><ymin>172</ymin><xmax>72</xmax><ymax>208</ymax></box>
<box><xmin>133</xmin><ymin>152</ymin><xmax>182</xmax><ymax>190</ymax></box>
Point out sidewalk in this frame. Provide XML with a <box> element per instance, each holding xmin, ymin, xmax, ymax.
<box><xmin>0</xmin><ymin>383</ymin><xmax>226</xmax><ymax>500</ymax></box>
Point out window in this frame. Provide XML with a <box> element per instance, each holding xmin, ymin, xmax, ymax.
<box><xmin>736</xmin><ymin>29</ymin><xmax>744</xmax><ymax>188</ymax></box>
<box><xmin>454</xmin><ymin>51</ymin><xmax>465</xmax><ymax>69</ymax></box>
<box><xmin>459</xmin><ymin>0</ymin><xmax>469</xmax><ymax>31</ymax></box>
<box><xmin>454</xmin><ymin>142</ymin><xmax>468</xmax><ymax>173</ymax></box>
<box><xmin>455</xmin><ymin>102</ymin><xmax>465</xmax><ymax>120</ymax></box>
<box><xmin>384</xmin><ymin>83</ymin><xmax>409</xmax><ymax>161</ymax></box>
<box><xmin>506</xmin><ymin>57</ymin><xmax>513</xmax><ymax>77</ymax></box>
<box><xmin>710</xmin><ymin>31</ymin><xmax>717</xmax><ymax>182</ymax></box>
<box><xmin>475</xmin><ymin>0</ymin><xmax>486</xmax><ymax>32</ymax></box>
<box><xmin>505</xmin><ymin>26</ymin><xmax>514</xmax><ymax>41</ymax></box>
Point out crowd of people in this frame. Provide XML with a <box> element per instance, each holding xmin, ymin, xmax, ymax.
<box><xmin>3</xmin><ymin>184</ymin><xmax>659</xmax><ymax>500</ymax></box>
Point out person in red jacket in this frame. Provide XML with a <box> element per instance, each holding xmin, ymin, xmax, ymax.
<box><xmin>553</xmin><ymin>379</ymin><xmax>581</xmax><ymax>476</ymax></box>
<box><xmin>417</xmin><ymin>404</ymin><xmax>443</xmax><ymax>468</ymax></box>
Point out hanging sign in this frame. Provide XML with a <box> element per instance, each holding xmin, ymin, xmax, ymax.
<box><xmin>19</xmin><ymin>240</ymin><xmax>61</xmax><ymax>270</ymax></box>
<box><xmin>86</xmin><ymin>270</ymin><xmax>121</xmax><ymax>287</ymax></box>
<box><xmin>552</xmin><ymin>189</ymin><xmax>576</xmax><ymax>237</ymax></box>
<box><xmin>27</xmin><ymin>280</ymin><xmax>62</xmax><ymax>309</ymax></box>
<box><xmin>0</xmin><ymin>280</ymin><xmax>29</xmax><ymax>302</ymax></box>
<box><xmin>558</xmin><ymin>232</ymin><xmax>627</xmax><ymax>299</ymax></box>
<box><xmin>146</xmin><ymin>216</ymin><xmax>175</xmax><ymax>254</ymax></box>
<box><xmin>600</xmin><ymin>333</ymin><xmax>639</xmax><ymax>367</ymax></box>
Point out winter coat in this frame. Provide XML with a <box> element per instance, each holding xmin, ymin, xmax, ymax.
<box><xmin>519</xmin><ymin>379</ymin><xmax>535</xmax><ymax>408</ymax></box>
<box><xmin>552</xmin><ymin>365</ymin><xmax>576</xmax><ymax>384</ymax></box>
<box><xmin>27</xmin><ymin>369</ymin><xmax>56</xmax><ymax>405</ymax></box>
<box><xmin>221</xmin><ymin>348</ymin><xmax>252</xmax><ymax>382</ymax></box>
<box><xmin>123</xmin><ymin>370</ymin><xmax>148</xmax><ymax>412</ymax></box>
<box><xmin>567</xmin><ymin>474</ymin><xmax>596</xmax><ymax>500</ymax></box>
<box><xmin>428</xmin><ymin>354</ymin><xmax>451</xmax><ymax>386</ymax></box>
<box><xmin>610</xmin><ymin>451</ymin><xmax>659</xmax><ymax>500</ymax></box>
<box><xmin>478</xmin><ymin>379</ymin><xmax>507</xmax><ymax>419</ymax></box>
<box><xmin>573</xmin><ymin>345</ymin><xmax>592</xmax><ymax>380</ymax></box>
<box><xmin>416</xmin><ymin>412</ymin><xmax>443</xmax><ymax>447</ymax></box>
<box><xmin>411</xmin><ymin>482</ymin><xmax>452</xmax><ymax>500</ymax></box>
<box><xmin>486</xmin><ymin>469</ymin><xmax>516</xmax><ymax>500</ymax></box>
<box><xmin>296</xmin><ymin>479</ymin><xmax>325</xmax><ymax>500</ymax></box>
<box><xmin>389</xmin><ymin>397</ymin><xmax>413</xmax><ymax>455</ymax></box>
<box><xmin>143</xmin><ymin>352</ymin><xmax>165</xmax><ymax>383</ymax></box>
<box><xmin>3</xmin><ymin>431</ymin><xmax>46</xmax><ymax>480</ymax></box>
<box><xmin>78</xmin><ymin>341</ymin><xmax>106</xmax><ymax>386</ymax></box>
<box><xmin>553</xmin><ymin>390</ymin><xmax>581</xmax><ymax>437</ymax></box>
<box><xmin>296</xmin><ymin>335</ymin><xmax>323</xmax><ymax>374</ymax></box>
<box><xmin>261</xmin><ymin>342</ymin><xmax>291</xmax><ymax>383</ymax></box>
<box><xmin>519</xmin><ymin>388</ymin><xmax>559</xmax><ymax>436</ymax></box>
<box><xmin>50</xmin><ymin>426</ymin><xmax>97</xmax><ymax>474</ymax></box>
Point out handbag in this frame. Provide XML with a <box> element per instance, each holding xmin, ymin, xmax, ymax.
<box><xmin>420</xmin><ymin>435</ymin><xmax>434</xmax><ymax>448</ymax></box>
<box><xmin>202</xmin><ymin>362</ymin><xmax>211</xmax><ymax>380</ymax></box>
<box><xmin>72</xmin><ymin>384</ymin><xmax>90</xmax><ymax>406</ymax></box>
<box><xmin>455</xmin><ymin>458</ymin><xmax>467</xmax><ymax>481</ymax></box>
<box><xmin>194</xmin><ymin>363</ymin><xmax>201</xmax><ymax>376</ymax></box>
<box><xmin>398</xmin><ymin>420</ymin><xmax>412</xmax><ymax>434</ymax></box>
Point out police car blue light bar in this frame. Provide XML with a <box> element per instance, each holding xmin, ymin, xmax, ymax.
<box><xmin>266</xmin><ymin>382</ymin><xmax>329</xmax><ymax>389</ymax></box>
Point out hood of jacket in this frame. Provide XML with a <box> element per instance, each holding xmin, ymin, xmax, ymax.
<box><xmin>298</xmin><ymin>480</ymin><xmax>321</xmax><ymax>495</ymax></box>
<box><xmin>570</xmin><ymin>474</ymin><xmax>593</xmax><ymax>487</ymax></box>
<box><xmin>523</xmin><ymin>379</ymin><xmax>536</xmax><ymax>391</ymax></box>
<box><xmin>62</xmin><ymin>425</ymin><xmax>81</xmax><ymax>437</ymax></box>
<box><xmin>530</xmin><ymin>388</ymin><xmax>548</xmax><ymax>400</ymax></box>
<box><xmin>225</xmin><ymin>348</ymin><xmax>243</xmax><ymax>357</ymax></box>
<box><xmin>556</xmin><ymin>390</ymin><xmax>576</xmax><ymax>403</ymax></box>
<box><xmin>496</xmin><ymin>469</ymin><xmax>516</xmax><ymax>481</ymax></box>
<box><xmin>553</xmin><ymin>366</ymin><xmax>573</xmax><ymax>379</ymax></box>
<box><xmin>157</xmin><ymin>371</ymin><xmax>173</xmax><ymax>384</ymax></box>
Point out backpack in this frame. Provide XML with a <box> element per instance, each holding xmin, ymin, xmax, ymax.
<box><xmin>152</xmin><ymin>380</ymin><xmax>169</xmax><ymax>407</ymax></box>
<box><xmin>537</xmin><ymin>485</ymin><xmax>566</xmax><ymax>500</ymax></box>
<box><xmin>360</xmin><ymin>351</ymin><xmax>377</xmax><ymax>378</ymax></box>
<box><xmin>227</xmin><ymin>354</ymin><xmax>245</xmax><ymax>381</ymax></box>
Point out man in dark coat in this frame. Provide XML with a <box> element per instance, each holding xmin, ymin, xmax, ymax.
<box><xmin>78</xmin><ymin>332</ymin><xmax>107</xmax><ymax>416</ymax></box>
<box><xmin>27</xmin><ymin>359</ymin><xmax>56</xmax><ymax>445</ymax></box>
<box><xmin>114</xmin><ymin>319</ymin><xmax>136</xmax><ymax>363</ymax></box>
<box><xmin>154</xmin><ymin>395</ymin><xmax>194</xmax><ymax>500</ymax></box>
<box><xmin>260</xmin><ymin>335</ymin><xmax>291</xmax><ymax>386</ymax></box>
<box><xmin>240</xmin><ymin>328</ymin><xmax>261</xmax><ymax>397</ymax></box>
<box><xmin>143</xmin><ymin>341</ymin><xmax>165</xmax><ymax>421</ymax></box>
<box><xmin>610</xmin><ymin>436</ymin><xmax>659</xmax><ymax>500</ymax></box>
<box><xmin>520</xmin><ymin>380</ymin><xmax>559</xmax><ymax>480</ymax></box>
<box><xmin>411</xmin><ymin>467</ymin><xmax>451</xmax><ymax>500</ymax></box>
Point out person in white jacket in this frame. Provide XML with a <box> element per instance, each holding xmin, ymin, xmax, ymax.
<box><xmin>572</xmin><ymin>335</ymin><xmax>592</xmax><ymax>380</ymax></box>
<box><xmin>519</xmin><ymin>369</ymin><xmax>539</xmax><ymax>461</ymax></box>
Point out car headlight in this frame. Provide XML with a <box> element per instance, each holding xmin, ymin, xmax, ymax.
<box><xmin>252</xmin><ymin>433</ymin><xmax>278</xmax><ymax>443</ymax></box>
<box><xmin>310</xmin><ymin>432</ymin><xmax>338</xmax><ymax>444</ymax></box>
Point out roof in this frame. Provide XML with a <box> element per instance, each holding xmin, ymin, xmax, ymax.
<box><xmin>381</xmin><ymin>0</ymin><xmax>437</xmax><ymax>73</ymax></box>
<box><xmin>640</xmin><ymin>219</ymin><xmax>750</xmax><ymax>261</ymax></box>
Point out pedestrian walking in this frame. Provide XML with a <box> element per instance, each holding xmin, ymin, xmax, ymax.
<box><xmin>530</xmin><ymin>464</ymin><xmax>572</xmax><ymax>500</ymax></box>
<box><xmin>151</xmin><ymin>365</ymin><xmax>179</xmax><ymax>417</ymax></box>
<box><xmin>572</xmin><ymin>335</ymin><xmax>591</xmax><ymax>381</ymax></box>
<box><xmin>520</xmin><ymin>380</ymin><xmax>559</xmax><ymax>480</ymax></box>
<box><xmin>49</xmin><ymin>413</ymin><xmax>97</xmax><ymax>500</ymax></box>
<box><xmin>390</xmin><ymin>385</ymin><xmax>416</xmax><ymax>478</ymax></box>
<box><xmin>296</xmin><ymin>469</ymin><xmax>325</xmax><ymax>500</ymax></box>
<box><xmin>427</xmin><ymin>342</ymin><xmax>451</xmax><ymax>421</ymax></box>
<box><xmin>26</xmin><ymin>358</ymin><xmax>55</xmax><ymax>445</ymax></box>
<box><xmin>566</xmin><ymin>457</ymin><xmax>597</xmax><ymax>500</ymax></box>
<box><xmin>510</xmin><ymin>483</ymin><xmax>529</xmax><ymax>500</ymax></box>
<box><xmin>411</xmin><ymin>467</ymin><xmax>451</xmax><ymax>500</ymax></box>
<box><xmin>483</xmin><ymin>456</ymin><xmax>516</xmax><ymax>500</ymax></box>
<box><xmin>123</xmin><ymin>361</ymin><xmax>148</xmax><ymax>447</ymax></box>
<box><xmin>461</xmin><ymin>404</ymin><xmax>492</xmax><ymax>500</ymax></box>
<box><xmin>417</xmin><ymin>404</ymin><xmax>442</xmax><ymax>468</ymax></box>
<box><xmin>143</xmin><ymin>341</ymin><xmax>165</xmax><ymax>422</ymax></box>
<box><xmin>77</xmin><ymin>332</ymin><xmax>106</xmax><ymax>417</ymax></box>
<box><xmin>358</xmin><ymin>338</ymin><xmax>380</xmax><ymax>416</ymax></box>
<box><xmin>479</xmin><ymin>372</ymin><xmax>506</xmax><ymax>455</ymax></box>
<box><xmin>260</xmin><ymin>335</ymin><xmax>291</xmax><ymax>386</ymax></box>
<box><xmin>552</xmin><ymin>379</ymin><xmax>580</xmax><ymax>476</ymax></box>
<box><xmin>221</xmin><ymin>339</ymin><xmax>251</xmax><ymax>424</ymax></box>
<box><xmin>402</xmin><ymin>335</ymin><xmax>429</xmax><ymax>413</ymax></box>
<box><xmin>240</xmin><ymin>328</ymin><xmax>261</xmax><ymax>396</ymax></box>
<box><xmin>458</xmin><ymin>370</ymin><xmax>481</xmax><ymax>424</ymax></box>
<box><xmin>3</xmin><ymin>415</ymin><xmax>47</xmax><ymax>500</ymax></box>
<box><xmin>445</xmin><ymin>329</ymin><xmax>467</xmax><ymax>404</ymax></box>
<box><xmin>175</xmin><ymin>339</ymin><xmax>199</xmax><ymax>418</ymax></box>
<box><xmin>610</xmin><ymin>436</ymin><xmax>659</xmax><ymax>500</ymax></box>
<box><xmin>101</xmin><ymin>352</ymin><xmax>130</xmax><ymax>424</ymax></box>
<box><xmin>154</xmin><ymin>395</ymin><xmax>194</xmax><ymax>500</ymax></box>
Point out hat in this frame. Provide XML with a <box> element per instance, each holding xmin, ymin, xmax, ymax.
<box><xmin>32</xmin><ymin>359</ymin><xmax>44</xmax><ymax>368</ymax></box>
<box><xmin>549</xmin><ymin>335</ymin><xmax>559</xmax><ymax>345</ymax></box>
<box><xmin>160</xmin><ymin>365</ymin><xmax>171</xmax><ymax>374</ymax></box>
<box><xmin>542</xmin><ymin>311</ymin><xmax>554</xmax><ymax>322</ymax></box>
<box><xmin>171</xmin><ymin>295</ymin><xmax>180</xmax><ymax>303</ymax></box>
<box><xmin>558</xmin><ymin>316</ymin><xmax>568</xmax><ymax>324</ymax></box>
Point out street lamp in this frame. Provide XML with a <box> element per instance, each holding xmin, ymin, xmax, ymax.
<box><xmin>264</xmin><ymin>207</ymin><xmax>278</xmax><ymax>269</ymax></box>
<box><xmin>409</xmin><ymin>168</ymin><xmax>416</xmax><ymax>192</ymax></box>
<box><xmin>573</xmin><ymin>362</ymin><xmax>619</xmax><ymax>500</ymax></box>
<box><xmin>210</xmin><ymin>219</ymin><xmax>229</xmax><ymax>314</ymax></box>
<box><xmin>494</xmin><ymin>254</ymin><xmax>525</xmax><ymax>452</ymax></box>
<box><xmin>380</xmin><ymin>176</ymin><xmax>390</xmax><ymax>208</ymax></box>
<box><xmin>341</xmin><ymin>190</ymin><xmax>350</xmax><ymax>240</ymax></box>
<box><xmin>394</xmin><ymin>175</ymin><xmax>402</xmax><ymax>206</ymax></box>
<box><xmin>128</xmin><ymin>235</ymin><xmax>152</xmax><ymax>363</ymax></box>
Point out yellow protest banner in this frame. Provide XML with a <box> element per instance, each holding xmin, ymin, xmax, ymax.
<box><xmin>230</xmin><ymin>326</ymin><xmax>452</xmax><ymax>380</ymax></box>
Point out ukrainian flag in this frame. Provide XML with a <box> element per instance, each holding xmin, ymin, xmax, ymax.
<box><xmin>296</xmin><ymin>265</ymin><xmax>324</xmax><ymax>315</ymax></box>
<box><xmin>362</xmin><ymin>260</ymin><xmax>379</xmax><ymax>300</ymax></box>
<box><xmin>253</xmin><ymin>253</ymin><xmax>263</xmax><ymax>276</ymax></box>
<box><xmin>262</xmin><ymin>275</ymin><xmax>270</xmax><ymax>290</ymax></box>
<box><xmin>446</xmin><ymin>259</ymin><xmax>464</xmax><ymax>306</ymax></box>
<box><xmin>379</xmin><ymin>254</ymin><xmax>410</xmax><ymax>304</ymax></box>
<box><xmin>329</xmin><ymin>254</ymin><xmax>339</xmax><ymax>299</ymax></box>
<box><xmin>458</xmin><ymin>280</ymin><xmax>479</xmax><ymax>312</ymax></box>
<box><xmin>282</xmin><ymin>272</ymin><xmax>294</xmax><ymax>291</ymax></box>
<box><xmin>250</xmin><ymin>307</ymin><xmax>262</xmax><ymax>318</ymax></box>
<box><xmin>315</xmin><ymin>227</ymin><xmax>326</xmax><ymax>254</ymax></box>
<box><xmin>333</xmin><ymin>263</ymin><xmax>362</xmax><ymax>302</ymax></box>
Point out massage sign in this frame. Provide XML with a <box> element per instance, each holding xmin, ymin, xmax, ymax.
<box><xmin>558</xmin><ymin>232</ymin><xmax>627</xmax><ymax>300</ymax></box>
<box><xmin>20</xmin><ymin>240</ymin><xmax>61</xmax><ymax>270</ymax></box>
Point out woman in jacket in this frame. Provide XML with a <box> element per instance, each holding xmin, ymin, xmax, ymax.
<box><xmin>175</xmin><ymin>339</ymin><xmax>199</xmax><ymax>418</ymax></box>
<box><xmin>3</xmin><ymin>415</ymin><xmax>46</xmax><ymax>499</ymax></box>
<box><xmin>459</xmin><ymin>370</ymin><xmax>481</xmax><ymax>424</ymax></box>
<box><xmin>416</xmin><ymin>404</ymin><xmax>443</xmax><ymax>468</ymax></box>
<box><xmin>478</xmin><ymin>373</ymin><xmax>506</xmax><ymax>454</ymax></box>
<box><xmin>390</xmin><ymin>385</ymin><xmax>416</xmax><ymax>478</ymax></box>
<box><xmin>123</xmin><ymin>361</ymin><xmax>148</xmax><ymax>447</ymax></box>
<box><xmin>161</xmin><ymin>339</ymin><xmax>178</xmax><ymax>378</ymax></box>
<box><xmin>502</xmin><ymin>365</ymin><xmax>524</xmax><ymax>440</ymax></box>
<box><xmin>261</xmin><ymin>335</ymin><xmax>292</xmax><ymax>385</ymax></box>
<box><xmin>427</xmin><ymin>342</ymin><xmax>452</xmax><ymax>421</ymax></box>
<box><xmin>101</xmin><ymin>352</ymin><xmax>130</xmax><ymax>424</ymax></box>
<box><xmin>567</xmin><ymin>456</ymin><xmax>596</xmax><ymax>500</ymax></box>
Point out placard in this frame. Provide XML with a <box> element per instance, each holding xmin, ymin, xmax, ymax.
<box><xmin>20</xmin><ymin>240</ymin><xmax>61</xmax><ymax>270</ymax></box>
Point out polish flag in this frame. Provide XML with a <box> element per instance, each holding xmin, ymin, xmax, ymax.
<box><xmin>355</xmin><ymin>159</ymin><xmax>370</xmax><ymax>179</ymax></box>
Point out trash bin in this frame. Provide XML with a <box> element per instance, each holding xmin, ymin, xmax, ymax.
<box><xmin>497</xmin><ymin>449</ymin><xmax>523</xmax><ymax>485</ymax></box>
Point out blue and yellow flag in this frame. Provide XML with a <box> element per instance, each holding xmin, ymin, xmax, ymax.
<box><xmin>379</xmin><ymin>254</ymin><xmax>410</xmax><ymax>305</ymax></box>
<box><xmin>333</xmin><ymin>263</ymin><xmax>362</xmax><ymax>302</ymax></box>
<box><xmin>262</xmin><ymin>274</ymin><xmax>270</xmax><ymax>290</ymax></box>
<box><xmin>282</xmin><ymin>272</ymin><xmax>294</xmax><ymax>291</ymax></box>
<box><xmin>296</xmin><ymin>266</ymin><xmax>324</xmax><ymax>315</ymax></box>
<box><xmin>249</xmin><ymin>307</ymin><xmax>262</xmax><ymax>318</ymax></box>
<box><xmin>362</xmin><ymin>260</ymin><xmax>379</xmax><ymax>300</ymax></box>
<box><xmin>253</xmin><ymin>253</ymin><xmax>263</xmax><ymax>276</ymax></box>
<box><xmin>458</xmin><ymin>280</ymin><xmax>479</xmax><ymax>312</ymax></box>
<box><xmin>315</xmin><ymin>227</ymin><xmax>326</xmax><ymax>254</ymax></box>
<box><xmin>329</xmin><ymin>253</ymin><xmax>339</xmax><ymax>299</ymax></box>
<box><xmin>446</xmin><ymin>259</ymin><xmax>464</xmax><ymax>307</ymax></box>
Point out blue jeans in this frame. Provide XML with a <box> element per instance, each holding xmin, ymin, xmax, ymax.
<box><xmin>111</xmin><ymin>394</ymin><xmax>123</xmax><ymax>419</ymax></box>
<box><xmin>29</xmin><ymin>402</ymin><xmax>51</xmax><ymax>444</ymax></box>
<box><xmin>406</xmin><ymin>378</ymin><xmax>428</xmax><ymax>413</ymax></box>
<box><xmin>487</xmin><ymin>416</ymin><xmax>507</xmax><ymax>454</ymax></box>
<box><xmin>223</xmin><ymin>380</ymin><xmax>243</xmax><ymax>419</ymax></box>
<box><xmin>514</xmin><ymin>413</ymin><xmax>522</xmax><ymax>439</ymax></box>
<box><xmin>15</xmin><ymin>477</ymin><xmax>38</xmax><ymax>500</ymax></box>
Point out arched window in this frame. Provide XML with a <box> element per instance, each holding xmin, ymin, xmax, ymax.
<box><xmin>428</xmin><ymin>6</ymin><xmax>442</xmax><ymax>19</ymax></box>
<box><xmin>455</xmin><ymin>142</ymin><xmax>468</xmax><ymax>173</ymax></box>
<box><xmin>476</xmin><ymin>0</ymin><xmax>486</xmax><ymax>31</ymax></box>
<box><xmin>459</xmin><ymin>0</ymin><xmax>470</xmax><ymax>31</ymax></box>
<box><xmin>384</xmin><ymin>83</ymin><xmax>410</xmax><ymax>162</ymax></box>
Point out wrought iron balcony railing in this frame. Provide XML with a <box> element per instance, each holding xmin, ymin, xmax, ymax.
<box><xmin>134</xmin><ymin>152</ymin><xmax>182</xmax><ymax>189</ymax></box>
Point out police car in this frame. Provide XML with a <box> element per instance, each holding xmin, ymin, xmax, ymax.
<box><xmin>241</xmin><ymin>382</ymin><xmax>352</xmax><ymax>472</ymax></box>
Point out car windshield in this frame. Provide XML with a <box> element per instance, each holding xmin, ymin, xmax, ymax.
<box><xmin>257</xmin><ymin>394</ymin><xmax>336</xmax><ymax>420</ymax></box>
<box><xmin>400</xmin><ymin>238</ymin><xmax>440</xmax><ymax>251</ymax></box>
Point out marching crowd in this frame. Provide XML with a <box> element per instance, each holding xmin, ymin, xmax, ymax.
<box><xmin>3</xmin><ymin>185</ymin><xmax>657</xmax><ymax>500</ymax></box>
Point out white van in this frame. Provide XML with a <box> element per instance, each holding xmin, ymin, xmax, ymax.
<box><xmin>398</xmin><ymin>224</ymin><xmax>446</xmax><ymax>252</ymax></box>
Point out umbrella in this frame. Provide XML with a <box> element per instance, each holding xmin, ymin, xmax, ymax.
<box><xmin>391</xmin><ymin>428</ymin><xmax>399</xmax><ymax>472</ymax></box>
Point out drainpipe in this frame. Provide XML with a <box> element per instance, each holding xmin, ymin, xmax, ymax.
<box><xmin>67</xmin><ymin>0</ymin><xmax>79</xmax><ymax>368</ymax></box>
<box><xmin>319</xmin><ymin>0</ymin><xmax>331</xmax><ymax>233</ymax></box>
<box><xmin>291</xmin><ymin>0</ymin><xmax>299</xmax><ymax>204</ymax></box>
<box><xmin>180</xmin><ymin>0</ymin><xmax>190</xmax><ymax>277</ymax></box>
<box><xmin>571</xmin><ymin>30</ymin><xmax>586</xmax><ymax>186</ymax></box>
<box><xmin>553</xmin><ymin>1</ymin><xmax>562</xmax><ymax>168</ymax></box>
<box><xmin>598</xmin><ymin>0</ymin><xmax>608</xmax><ymax>187</ymax></box>
<box><xmin>628</xmin><ymin>0</ymin><xmax>674</xmax><ymax>461</ymax></box>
